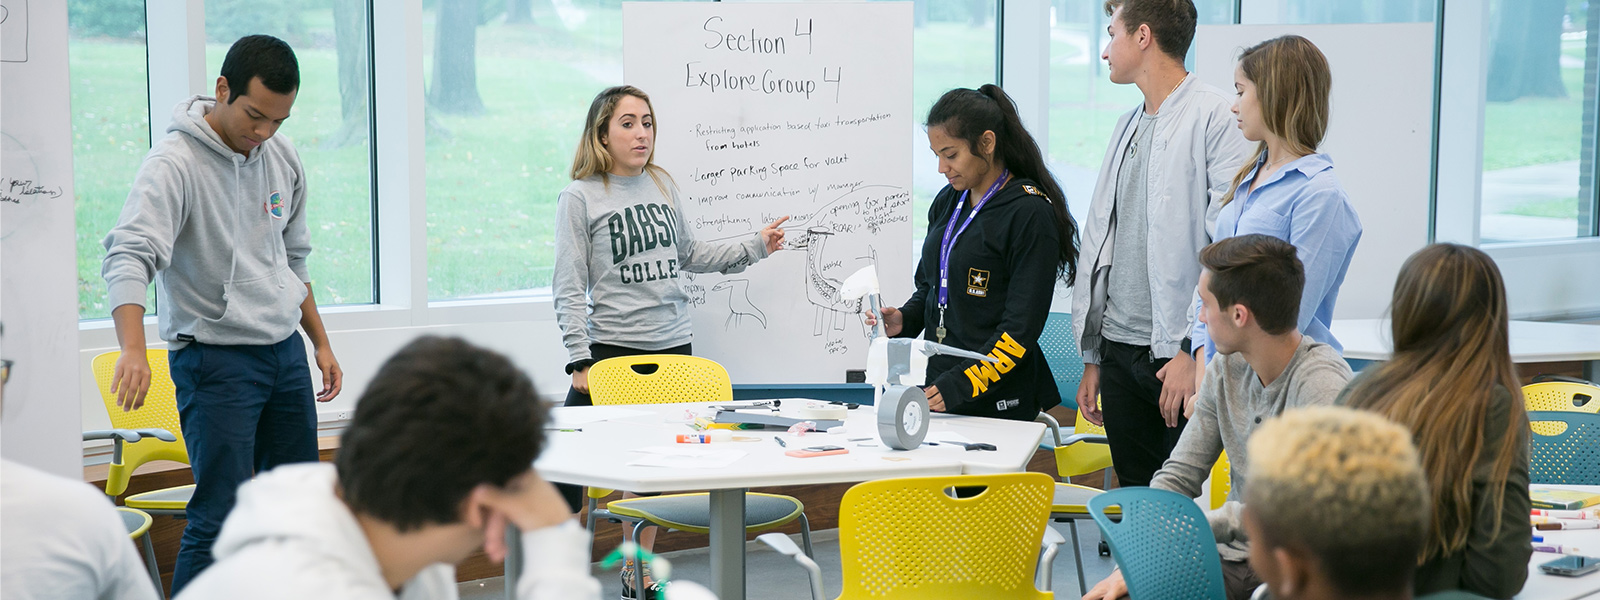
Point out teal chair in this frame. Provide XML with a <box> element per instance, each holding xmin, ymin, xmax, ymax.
<box><xmin>1037</xmin><ymin>312</ymin><xmax>1084</xmax><ymax>410</ymax></box>
<box><xmin>1089</xmin><ymin>487</ymin><xmax>1226</xmax><ymax>600</ymax></box>
<box><xmin>1528</xmin><ymin>411</ymin><xmax>1600</xmax><ymax>485</ymax></box>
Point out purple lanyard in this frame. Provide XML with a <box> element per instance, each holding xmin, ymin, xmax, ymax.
<box><xmin>938</xmin><ymin>170</ymin><xmax>1010</xmax><ymax>308</ymax></box>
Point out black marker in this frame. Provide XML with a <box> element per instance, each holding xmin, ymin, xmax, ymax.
<box><xmin>774</xmin><ymin>437</ymin><xmax>788</xmax><ymax>448</ymax></box>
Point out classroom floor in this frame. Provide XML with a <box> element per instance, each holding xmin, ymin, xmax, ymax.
<box><xmin>458</xmin><ymin>523</ymin><xmax>1117</xmax><ymax>599</ymax></box>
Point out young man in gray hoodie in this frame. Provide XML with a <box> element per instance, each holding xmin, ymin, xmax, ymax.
<box><xmin>1073</xmin><ymin>0</ymin><xmax>1253</xmax><ymax>488</ymax></box>
<box><xmin>100</xmin><ymin>35</ymin><xmax>342</xmax><ymax>593</ymax></box>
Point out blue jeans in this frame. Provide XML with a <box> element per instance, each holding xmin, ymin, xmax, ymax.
<box><xmin>168</xmin><ymin>334</ymin><xmax>319</xmax><ymax>594</ymax></box>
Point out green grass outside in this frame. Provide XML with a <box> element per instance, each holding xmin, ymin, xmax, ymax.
<box><xmin>1505</xmin><ymin>196</ymin><xmax>1583</xmax><ymax>219</ymax></box>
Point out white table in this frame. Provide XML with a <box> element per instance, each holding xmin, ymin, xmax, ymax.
<box><xmin>528</xmin><ymin>402</ymin><xmax>1047</xmax><ymax>600</ymax></box>
<box><xmin>1332</xmin><ymin>319</ymin><xmax>1600</xmax><ymax>379</ymax></box>
<box><xmin>1516</xmin><ymin>485</ymin><xmax>1600</xmax><ymax>600</ymax></box>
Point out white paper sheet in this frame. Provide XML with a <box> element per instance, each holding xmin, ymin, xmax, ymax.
<box><xmin>626</xmin><ymin>449</ymin><xmax>748</xmax><ymax>469</ymax></box>
<box><xmin>549</xmin><ymin>406</ymin><xmax>650</xmax><ymax>428</ymax></box>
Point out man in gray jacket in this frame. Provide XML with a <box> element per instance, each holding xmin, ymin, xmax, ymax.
<box><xmin>1073</xmin><ymin>0</ymin><xmax>1252</xmax><ymax>487</ymax></box>
<box><xmin>101</xmin><ymin>35</ymin><xmax>342</xmax><ymax>593</ymax></box>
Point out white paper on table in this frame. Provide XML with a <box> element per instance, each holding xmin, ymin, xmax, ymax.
<box><xmin>631</xmin><ymin>445</ymin><xmax>730</xmax><ymax>457</ymax></box>
<box><xmin>549</xmin><ymin>406</ymin><xmax>650</xmax><ymax>428</ymax></box>
<box><xmin>627</xmin><ymin>450</ymin><xmax>747</xmax><ymax>469</ymax></box>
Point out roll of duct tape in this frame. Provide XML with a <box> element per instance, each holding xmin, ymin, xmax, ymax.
<box><xmin>876</xmin><ymin>385</ymin><xmax>928</xmax><ymax>450</ymax></box>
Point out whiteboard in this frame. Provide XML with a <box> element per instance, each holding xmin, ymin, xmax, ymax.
<box><xmin>623</xmin><ymin>2</ymin><xmax>914</xmax><ymax>383</ymax></box>
<box><xmin>2</xmin><ymin>0</ymin><xmax>84</xmax><ymax>478</ymax></box>
<box><xmin>1195</xmin><ymin>23</ymin><xmax>1435</xmax><ymax>319</ymax></box>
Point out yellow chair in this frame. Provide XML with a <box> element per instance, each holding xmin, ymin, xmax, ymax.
<box><xmin>90</xmin><ymin>350</ymin><xmax>193</xmax><ymax>516</ymax></box>
<box><xmin>758</xmin><ymin>473</ymin><xmax>1063</xmax><ymax>599</ymax></box>
<box><xmin>1210</xmin><ymin>451</ymin><xmax>1231</xmax><ymax>511</ymax></box>
<box><xmin>116</xmin><ymin>507</ymin><xmax>164</xmax><ymax>598</ymax></box>
<box><xmin>585</xmin><ymin>355</ymin><xmax>813</xmax><ymax>592</ymax></box>
<box><xmin>1523</xmin><ymin>375</ymin><xmax>1599</xmax><ymax>437</ymax></box>
<box><xmin>1037</xmin><ymin>405</ymin><xmax>1115</xmax><ymax>596</ymax></box>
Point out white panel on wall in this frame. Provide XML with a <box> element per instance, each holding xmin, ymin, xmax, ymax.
<box><xmin>1195</xmin><ymin>23</ymin><xmax>1436</xmax><ymax>319</ymax></box>
<box><xmin>2</xmin><ymin>0</ymin><xmax>83</xmax><ymax>478</ymax></box>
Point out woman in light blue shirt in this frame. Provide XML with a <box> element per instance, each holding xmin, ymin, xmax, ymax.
<box><xmin>1190</xmin><ymin>35</ymin><xmax>1362</xmax><ymax>396</ymax></box>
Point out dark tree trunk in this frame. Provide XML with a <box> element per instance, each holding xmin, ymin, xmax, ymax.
<box><xmin>1487</xmin><ymin>0</ymin><xmax>1569</xmax><ymax>101</ymax></box>
<box><xmin>506</xmin><ymin>0</ymin><xmax>534</xmax><ymax>24</ymax></box>
<box><xmin>428</xmin><ymin>0</ymin><xmax>485</xmax><ymax>115</ymax></box>
<box><xmin>325</xmin><ymin>0</ymin><xmax>370</xmax><ymax>149</ymax></box>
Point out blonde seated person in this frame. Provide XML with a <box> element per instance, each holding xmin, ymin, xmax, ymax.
<box><xmin>1243</xmin><ymin>406</ymin><xmax>1430</xmax><ymax>600</ymax></box>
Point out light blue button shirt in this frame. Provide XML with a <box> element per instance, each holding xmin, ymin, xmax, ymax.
<box><xmin>1193</xmin><ymin>152</ymin><xmax>1362</xmax><ymax>358</ymax></box>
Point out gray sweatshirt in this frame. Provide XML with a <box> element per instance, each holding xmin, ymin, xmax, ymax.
<box><xmin>1150</xmin><ymin>335</ymin><xmax>1353</xmax><ymax>561</ymax></box>
<box><xmin>102</xmin><ymin>96</ymin><xmax>312</xmax><ymax>348</ymax></box>
<box><xmin>553</xmin><ymin>171</ymin><xmax>768</xmax><ymax>364</ymax></box>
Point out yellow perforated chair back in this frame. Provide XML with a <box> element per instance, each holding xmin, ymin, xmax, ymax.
<box><xmin>588</xmin><ymin>355</ymin><xmax>732</xmax><ymax>405</ymax></box>
<box><xmin>1210</xmin><ymin>451</ymin><xmax>1231</xmax><ymax>511</ymax></box>
<box><xmin>1524</xmin><ymin>381</ymin><xmax>1600</xmax><ymax>436</ymax></box>
<box><xmin>837</xmin><ymin>472</ymin><xmax>1054</xmax><ymax>600</ymax></box>
<box><xmin>91</xmin><ymin>350</ymin><xmax>189</xmax><ymax>496</ymax></box>
<box><xmin>1054</xmin><ymin>399</ymin><xmax>1113</xmax><ymax>478</ymax></box>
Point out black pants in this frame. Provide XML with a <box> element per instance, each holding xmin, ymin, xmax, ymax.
<box><xmin>1098</xmin><ymin>339</ymin><xmax>1188</xmax><ymax>488</ymax></box>
<box><xmin>558</xmin><ymin>342</ymin><xmax>692</xmax><ymax>512</ymax></box>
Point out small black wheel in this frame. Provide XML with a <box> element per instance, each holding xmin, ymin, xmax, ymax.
<box><xmin>1098</xmin><ymin>540</ymin><xmax>1111</xmax><ymax>556</ymax></box>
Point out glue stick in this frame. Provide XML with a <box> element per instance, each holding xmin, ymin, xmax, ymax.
<box><xmin>677</xmin><ymin>434</ymin><xmax>711</xmax><ymax>444</ymax></box>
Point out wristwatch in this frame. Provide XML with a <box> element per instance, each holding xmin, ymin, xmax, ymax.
<box><xmin>1179</xmin><ymin>337</ymin><xmax>1193</xmax><ymax>356</ymax></box>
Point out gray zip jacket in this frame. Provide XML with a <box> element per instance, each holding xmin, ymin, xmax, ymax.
<box><xmin>1072</xmin><ymin>77</ymin><xmax>1252</xmax><ymax>363</ymax></box>
<box><xmin>102</xmin><ymin>96</ymin><xmax>312</xmax><ymax>347</ymax></box>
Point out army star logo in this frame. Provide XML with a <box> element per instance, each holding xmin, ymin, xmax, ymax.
<box><xmin>967</xmin><ymin>268</ymin><xmax>989</xmax><ymax>297</ymax></box>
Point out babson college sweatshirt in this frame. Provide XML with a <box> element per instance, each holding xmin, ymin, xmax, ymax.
<box><xmin>897</xmin><ymin>178</ymin><xmax>1063</xmax><ymax>421</ymax></box>
<box><xmin>553</xmin><ymin>171</ymin><xmax>768</xmax><ymax>365</ymax></box>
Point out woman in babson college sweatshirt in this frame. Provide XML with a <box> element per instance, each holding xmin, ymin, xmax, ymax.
<box><xmin>551</xmin><ymin>85</ymin><xmax>786</xmax><ymax>407</ymax></box>
<box><xmin>874</xmin><ymin>85</ymin><xmax>1081</xmax><ymax>422</ymax></box>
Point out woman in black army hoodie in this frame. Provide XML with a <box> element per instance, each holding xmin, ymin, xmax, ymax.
<box><xmin>870</xmin><ymin>85</ymin><xmax>1080</xmax><ymax>421</ymax></box>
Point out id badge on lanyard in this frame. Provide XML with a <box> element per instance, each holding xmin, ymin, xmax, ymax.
<box><xmin>936</xmin><ymin>170</ymin><xmax>1010</xmax><ymax>343</ymax></box>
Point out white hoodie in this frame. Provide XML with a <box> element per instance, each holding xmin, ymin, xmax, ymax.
<box><xmin>175</xmin><ymin>463</ymin><xmax>600</xmax><ymax>600</ymax></box>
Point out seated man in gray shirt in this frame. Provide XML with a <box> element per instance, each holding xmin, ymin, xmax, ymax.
<box><xmin>1085</xmin><ymin>234</ymin><xmax>1354</xmax><ymax>600</ymax></box>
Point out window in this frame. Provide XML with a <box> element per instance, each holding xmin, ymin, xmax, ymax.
<box><xmin>205</xmin><ymin>0</ymin><xmax>378</xmax><ymax>304</ymax></box>
<box><xmin>1271</xmin><ymin>0</ymin><xmax>1434</xmax><ymax>24</ymax></box>
<box><xmin>70</xmin><ymin>0</ymin><xmax>152</xmax><ymax>320</ymax></box>
<box><xmin>1046</xmin><ymin>0</ymin><xmax>1236</xmax><ymax>220</ymax></box>
<box><xmin>908</xmin><ymin>0</ymin><xmax>999</xmax><ymax>219</ymax></box>
<box><xmin>1479</xmin><ymin>0</ymin><xmax>1599</xmax><ymax>242</ymax></box>
<box><xmin>421</xmin><ymin>0</ymin><xmax>704</xmax><ymax>301</ymax></box>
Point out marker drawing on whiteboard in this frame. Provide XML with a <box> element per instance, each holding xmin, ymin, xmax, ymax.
<box><xmin>711</xmin><ymin>279</ymin><xmax>767</xmax><ymax>330</ymax></box>
<box><xmin>0</xmin><ymin>0</ymin><xmax>29</xmax><ymax>63</ymax></box>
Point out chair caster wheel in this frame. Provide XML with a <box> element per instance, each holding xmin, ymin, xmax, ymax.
<box><xmin>1098</xmin><ymin>540</ymin><xmax>1110</xmax><ymax>556</ymax></box>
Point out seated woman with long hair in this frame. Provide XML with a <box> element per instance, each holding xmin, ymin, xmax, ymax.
<box><xmin>1337</xmin><ymin>243</ymin><xmax>1532</xmax><ymax>599</ymax></box>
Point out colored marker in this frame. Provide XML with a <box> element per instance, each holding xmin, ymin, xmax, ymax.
<box><xmin>1537</xmin><ymin>520</ymin><xmax>1600</xmax><ymax>531</ymax></box>
<box><xmin>773</xmin><ymin>437</ymin><xmax>787</xmax><ymax>448</ymax></box>
<box><xmin>1533</xmin><ymin>509</ymin><xmax>1597</xmax><ymax>520</ymax></box>
<box><xmin>1533</xmin><ymin>542</ymin><xmax>1576</xmax><ymax>553</ymax></box>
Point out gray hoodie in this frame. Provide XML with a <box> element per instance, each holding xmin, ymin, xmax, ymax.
<box><xmin>102</xmin><ymin>96</ymin><xmax>312</xmax><ymax>347</ymax></box>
